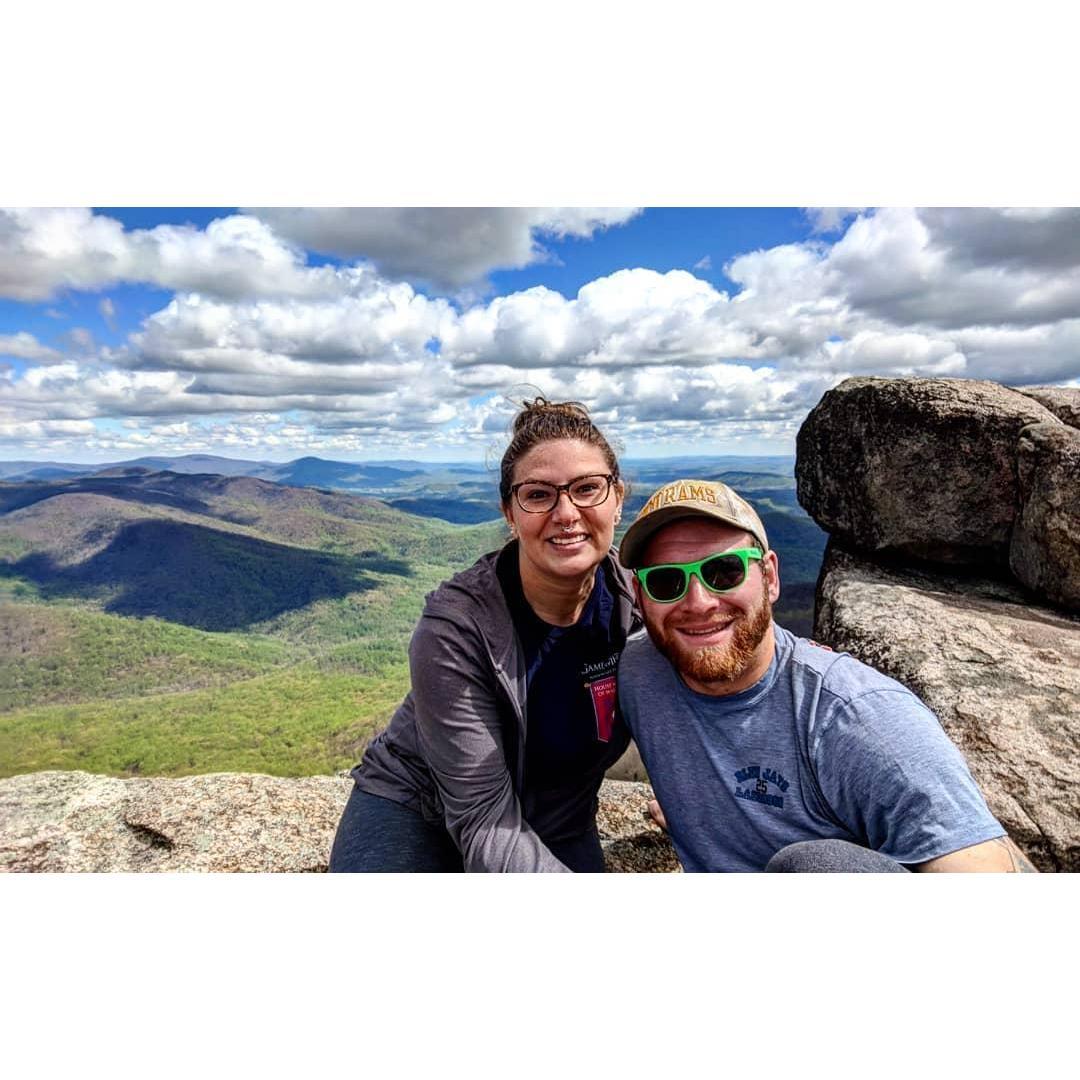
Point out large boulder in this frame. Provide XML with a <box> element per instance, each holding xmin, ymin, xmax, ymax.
<box><xmin>0</xmin><ymin>771</ymin><xmax>677</xmax><ymax>873</ymax></box>
<box><xmin>796</xmin><ymin>377</ymin><xmax>1061</xmax><ymax>567</ymax></box>
<box><xmin>814</xmin><ymin>543</ymin><xmax>1080</xmax><ymax>871</ymax></box>
<box><xmin>1014</xmin><ymin>386</ymin><xmax>1080</xmax><ymax>428</ymax></box>
<box><xmin>1010</xmin><ymin>423</ymin><xmax>1080</xmax><ymax>611</ymax></box>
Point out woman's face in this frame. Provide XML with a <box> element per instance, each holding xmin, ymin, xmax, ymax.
<box><xmin>503</xmin><ymin>438</ymin><xmax>623</xmax><ymax>583</ymax></box>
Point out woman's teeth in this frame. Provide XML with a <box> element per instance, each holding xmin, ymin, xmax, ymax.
<box><xmin>550</xmin><ymin>533</ymin><xmax>587</xmax><ymax>545</ymax></box>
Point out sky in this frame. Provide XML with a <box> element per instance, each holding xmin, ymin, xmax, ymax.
<box><xmin>2</xmin><ymin>206</ymin><xmax>1079</xmax><ymax>464</ymax></box>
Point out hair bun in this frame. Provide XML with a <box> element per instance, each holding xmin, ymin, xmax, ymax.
<box><xmin>512</xmin><ymin>397</ymin><xmax>591</xmax><ymax>435</ymax></box>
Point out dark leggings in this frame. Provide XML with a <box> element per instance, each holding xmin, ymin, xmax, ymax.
<box><xmin>328</xmin><ymin>786</ymin><xmax>606</xmax><ymax>873</ymax></box>
<box><xmin>765</xmin><ymin>838</ymin><xmax>910</xmax><ymax>873</ymax></box>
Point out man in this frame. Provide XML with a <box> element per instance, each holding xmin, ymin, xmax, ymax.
<box><xmin>617</xmin><ymin>479</ymin><xmax>1036</xmax><ymax>872</ymax></box>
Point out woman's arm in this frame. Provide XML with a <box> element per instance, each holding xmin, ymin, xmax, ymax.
<box><xmin>409</xmin><ymin>616</ymin><xmax>571</xmax><ymax>872</ymax></box>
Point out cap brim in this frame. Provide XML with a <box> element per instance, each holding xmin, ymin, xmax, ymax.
<box><xmin>619</xmin><ymin>505</ymin><xmax>763</xmax><ymax>568</ymax></box>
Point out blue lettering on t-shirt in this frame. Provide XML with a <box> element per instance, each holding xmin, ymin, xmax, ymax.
<box><xmin>762</xmin><ymin>767</ymin><xmax>790</xmax><ymax>793</ymax></box>
<box><xmin>735</xmin><ymin>786</ymin><xmax>785</xmax><ymax>809</ymax></box>
<box><xmin>733</xmin><ymin>764</ymin><xmax>789</xmax><ymax>808</ymax></box>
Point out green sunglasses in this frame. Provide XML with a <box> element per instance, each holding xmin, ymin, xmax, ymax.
<box><xmin>635</xmin><ymin>547</ymin><xmax>764</xmax><ymax>603</ymax></box>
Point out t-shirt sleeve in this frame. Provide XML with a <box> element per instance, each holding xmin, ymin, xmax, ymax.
<box><xmin>812</xmin><ymin>687</ymin><xmax>1005</xmax><ymax>865</ymax></box>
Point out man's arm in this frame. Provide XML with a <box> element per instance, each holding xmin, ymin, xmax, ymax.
<box><xmin>913</xmin><ymin>835</ymin><xmax>1038</xmax><ymax>873</ymax></box>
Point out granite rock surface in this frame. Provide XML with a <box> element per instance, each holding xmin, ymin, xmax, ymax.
<box><xmin>1010</xmin><ymin>422</ymin><xmax>1080</xmax><ymax>611</ymax></box>
<box><xmin>0</xmin><ymin>771</ymin><xmax>678</xmax><ymax>873</ymax></box>
<box><xmin>814</xmin><ymin>543</ymin><xmax>1080</xmax><ymax>872</ymax></box>
<box><xmin>796</xmin><ymin>377</ymin><xmax>1061</xmax><ymax>567</ymax></box>
<box><xmin>1014</xmin><ymin>385</ymin><xmax>1080</xmax><ymax>428</ymax></box>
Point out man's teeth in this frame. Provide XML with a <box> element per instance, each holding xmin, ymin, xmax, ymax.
<box><xmin>681</xmin><ymin>623</ymin><xmax>734</xmax><ymax>636</ymax></box>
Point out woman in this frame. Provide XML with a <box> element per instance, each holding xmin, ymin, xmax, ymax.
<box><xmin>329</xmin><ymin>398</ymin><xmax>637</xmax><ymax>872</ymax></box>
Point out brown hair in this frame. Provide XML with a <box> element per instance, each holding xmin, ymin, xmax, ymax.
<box><xmin>499</xmin><ymin>397</ymin><xmax>621</xmax><ymax>506</ymax></box>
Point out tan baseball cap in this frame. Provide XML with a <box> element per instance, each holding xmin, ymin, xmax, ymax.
<box><xmin>618</xmin><ymin>478</ymin><xmax>769</xmax><ymax>569</ymax></box>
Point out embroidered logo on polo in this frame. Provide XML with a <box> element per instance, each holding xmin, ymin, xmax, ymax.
<box><xmin>734</xmin><ymin>764</ymin><xmax>790</xmax><ymax>810</ymax></box>
<box><xmin>582</xmin><ymin>652</ymin><xmax>620</xmax><ymax>742</ymax></box>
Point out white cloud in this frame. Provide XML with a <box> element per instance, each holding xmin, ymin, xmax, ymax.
<box><xmin>809</xmin><ymin>330</ymin><xmax>966</xmax><ymax>376</ymax></box>
<box><xmin>0</xmin><ymin>208</ymin><xmax>128</xmax><ymax>301</ymax></box>
<box><xmin>121</xmin><ymin>284</ymin><xmax>453</xmax><ymax>374</ymax></box>
<box><xmin>0</xmin><ymin>332</ymin><xmax>63</xmax><ymax>364</ymax></box>
<box><xmin>949</xmin><ymin>320</ymin><xmax>1080</xmax><ymax>384</ymax></box>
<box><xmin>806</xmin><ymin>208</ymin><xmax>864</xmax><ymax>234</ymax></box>
<box><xmin>99</xmin><ymin>296</ymin><xmax>116</xmax><ymax>329</ymax></box>
<box><xmin>0</xmin><ymin>208</ymin><xmax>354</xmax><ymax>302</ymax></box>
<box><xmin>443</xmin><ymin>270</ymin><xmax>770</xmax><ymax>371</ymax></box>
<box><xmin>824</xmin><ymin>207</ymin><xmax>1080</xmax><ymax>328</ymax></box>
<box><xmin>0</xmin><ymin>416</ymin><xmax>96</xmax><ymax>442</ymax></box>
<box><xmin>693</xmin><ymin>255</ymin><xmax>712</xmax><ymax>271</ymax></box>
<box><xmin>245</xmin><ymin>207</ymin><xmax>641</xmax><ymax>288</ymax></box>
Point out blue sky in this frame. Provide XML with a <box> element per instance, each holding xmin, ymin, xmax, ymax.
<box><xmin>1</xmin><ymin>206</ymin><xmax>1078</xmax><ymax>464</ymax></box>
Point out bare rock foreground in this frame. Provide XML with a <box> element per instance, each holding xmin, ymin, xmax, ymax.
<box><xmin>817</xmin><ymin>546</ymin><xmax>1080</xmax><ymax>872</ymax></box>
<box><xmin>0</xmin><ymin>772</ymin><xmax>678</xmax><ymax>873</ymax></box>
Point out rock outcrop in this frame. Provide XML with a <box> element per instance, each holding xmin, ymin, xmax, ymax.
<box><xmin>1015</xmin><ymin>385</ymin><xmax>1080</xmax><ymax>428</ymax></box>
<box><xmin>796</xmin><ymin>377</ymin><xmax>1061</xmax><ymax>569</ymax></box>
<box><xmin>1010</xmin><ymin>422</ymin><xmax>1080</xmax><ymax>609</ymax></box>
<box><xmin>0</xmin><ymin>771</ymin><xmax>677</xmax><ymax>873</ymax></box>
<box><xmin>800</xmin><ymin>375</ymin><xmax>1080</xmax><ymax>871</ymax></box>
<box><xmin>816</xmin><ymin>545</ymin><xmax>1080</xmax><ymax>872</ymax></box>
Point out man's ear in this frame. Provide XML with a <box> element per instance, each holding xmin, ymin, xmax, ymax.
<box><xmin>763</xmin><ymin>550</ymin><xmax>781</xmax><ymax>603</ymax></box>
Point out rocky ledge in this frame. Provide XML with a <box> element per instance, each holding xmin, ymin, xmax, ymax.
<box><xmin>798</xmin><ymin>376</ymin><xmax>1080</xmax><ymax>871</ymax></box>
<box><xmin>816</xmin><ymin>545</ymin><xmax>1080</xmax><ymax>871</ymax></box>
<box><xmin>0</xmin><ymin>771</ymin><xmax>678</xmax><ymax>873</ymax></box>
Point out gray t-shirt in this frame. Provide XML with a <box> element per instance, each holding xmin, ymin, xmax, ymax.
<box><xmin>619</xmin><ymin>624</ymin><xmax>1004</xmax><ymax>872</ymax></box>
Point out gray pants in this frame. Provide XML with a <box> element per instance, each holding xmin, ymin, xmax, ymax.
<box><xmin>329</xmin><ymin>786</ymin><xmax>606</xmax><ymax>872</ymax></box>
<box><xmin>765</xmin><ymin>839</ymin><xmax>910</xmax><ymax>873</ymax></box>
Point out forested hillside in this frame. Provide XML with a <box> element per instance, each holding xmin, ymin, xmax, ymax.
<box><xmin>0</xmin><ymin>471</ymin><xmax>502</xmax><ymax>777</ymax></box>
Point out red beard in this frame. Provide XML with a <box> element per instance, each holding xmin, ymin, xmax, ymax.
<box><xmin>647</xmin><ymin>577</ymin><xmax>773</xmax><ymax>687</ymax></box>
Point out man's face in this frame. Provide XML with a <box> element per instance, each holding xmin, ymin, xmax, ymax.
<box><xmin>634</xmin><ymin>518</ymin><xmax>780</xmax><ymax>694</ymax></box>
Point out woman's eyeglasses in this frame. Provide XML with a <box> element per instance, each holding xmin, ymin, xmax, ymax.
<box><xmin>511</xmin><ymin>474</ymin><xmax>615</xmax><ymax>514</ymax></box>
<box><xmin>634</xmin><ymin>547</ymin><xmax>764</xmax><ymax>603</ymax></box>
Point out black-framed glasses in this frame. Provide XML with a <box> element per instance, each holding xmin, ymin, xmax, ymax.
<box><xmin>510</xmin><ymin>473</ymin><xmax>615</xmax><ymax>513</ymax></box>
<box><xmin>635</xmin><ymin>547</ymin><xmax>764</xmax><ymax>603</ymax></box>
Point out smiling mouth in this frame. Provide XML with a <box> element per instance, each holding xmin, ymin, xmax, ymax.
<box><xmin>548</xmin><ymin>533</ymin><xmax>589</xmax><ymax>546</ymax></box>
<box><xmin>677</xmin><ymin>619</ymin><xmax>737</xmax><ymax>638</ymax></box>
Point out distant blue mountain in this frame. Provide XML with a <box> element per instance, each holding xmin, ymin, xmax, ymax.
<box><xmin>265</xmin><ymin>457</ymin><xmax>425</xmax><ymax>488</ymax></box>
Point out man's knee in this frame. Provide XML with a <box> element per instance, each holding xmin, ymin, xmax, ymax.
<box><xmin>765</xmin><ymin>839</ymin><xmax>908</xmax><ymax>873</ymax></box>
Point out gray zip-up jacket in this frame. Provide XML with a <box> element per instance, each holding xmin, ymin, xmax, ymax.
<box><xmin>353</xmin><ymin>545</ymin><xmax>639</xmax><ymax>872</ymax></box>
